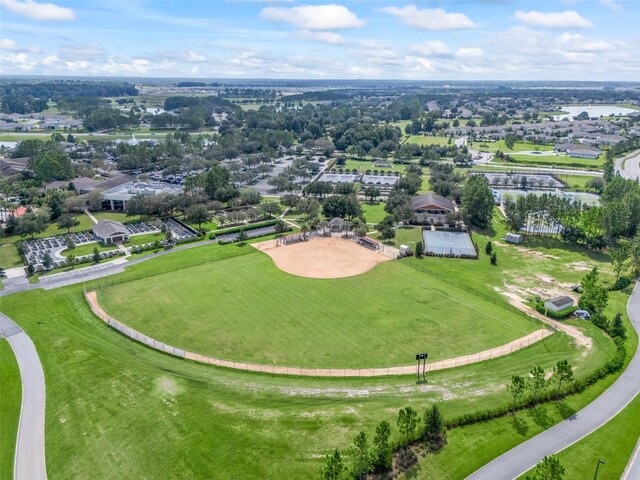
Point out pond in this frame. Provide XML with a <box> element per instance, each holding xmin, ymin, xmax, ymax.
<box><xmin>554</xmin><ymin>104</ymin><xmax>637</xmax><ymax>120</ymax></box>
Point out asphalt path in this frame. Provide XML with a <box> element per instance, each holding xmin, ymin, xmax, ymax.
<box><xmin>0</xmin><ymin>314</ymin><xmax>47</xmax><ymax>480</ymax></box>
<box><xmin>615</xmin><ymin>149</ymin><xmax>640</xmax><ymax>180</ymax></box>
<box><xmin>467</xmin><ymin>281</ymin><xmax>640</xmax><ymax>479</ymax></box>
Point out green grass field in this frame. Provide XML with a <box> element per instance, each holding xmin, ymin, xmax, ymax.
<box><xmin>0</xmin><ymin>244</ymin><xmax>22</xmax><ymax>268</ymax></box>
<box><xmin>340</xmin><ymin>158</ymin><xmax>406</xmax><ymax>173</ymax></box>
<box><xmin>0</xmin><ymin>214</ymin><xmax>95</xmax><ymax>246</ymax></box>
<box><xmin>0</xmin><ymin>277</ymin><xmax>623</xmax><ymax>480</ymax></box>
<box><xmin>0</xmin><ymin>340</ymin><xmax>20</xmax><ymax>477</ymax></box>
<box><xmin>361</xmin><ymin>202</ymin><xmax>387</xmax><ymax>224</ymax></box>
<box><xmin>537</xmin><ymin>394</ymin><xmax>640</xmax><ymax>479</ymax></box>
<box><xmin>494</xmin><ymin>153</ymin><xmax>605</xmax><ymax>170</ymax></box>
<box><xmin>125</xmin><ymin>232</ymin><xmax>164</xmax><ymax>246</ymax></box>
<box><xmin>97</xmin><ymin>246</ymin><xmax>538</xmax><ymax>368</ymax></box>
<box><xmin>471</xmin><ymin>141</ymin><xmax>554</xmax><ymax>153</ymax></box>
<box><xmin>406</xmin><ymin>135</ymin><xmax>453</xmax><ymax>147</ymax></box>
<box><xmin>0</xmin><ymin>210</ymin><xmax>634</xmax><ymax>479</ymax></box>
<box><xmin>372</xmin><ymin>225</ymin><xmax>423</xmax><ymax>249</ymax></box>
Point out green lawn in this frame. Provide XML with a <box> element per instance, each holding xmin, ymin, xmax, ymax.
<box><xmin>0</xmin><ymin>214</ymin><xmax>94</xmax><ymax>246</ymax></box>
<box><xmin>537</xmin><ymin>394</ymin><xmax>640</xmax><ymax>479</ymax></box>
<box><xmin>340</xmin><ymin>158</ymin><xmax>406</xmax><ymax>173</ymax></box>
<box><xmin>0</xmin><ymin>277</ymin><xmax>621</xmax><ymax>480</ymax></box>
<box><xmin>471</xmin><ymin>141</ymin><xmax>554</xmax><ymax>153</ymax></box>
<box><xmin>98</xmin><ymin>246</ymin><xmax>538</xmax><ymax>368</ymax></box>
<box><xmin>61</xmin><ymin>242</ymin><xmax>117</xmax><ymax>257</ymax></box>
<box><xmin>372</xmin><ymin>226</ymin><xmax>423</xmax><ymax>249</ymax></box>
<box><xmin>92</xmin><ymin>211</ymin><xmax>131</xmax><ymax>223</ymax></box>
<box><xmin>361</xmin><ymin>202</ymin><xmax>388</xmax><ymax>224</ymax></box>
<box><xmin>0</xmin><ymin>211</ymin><xmax>634</xmax><ymax>479</ymax></box>
<box><xmin>0</xmin><ymin>244</ymin><xmax>22</xmax><ymax>268</ymax></box>
<box><xmin>125</xmin><ymin>233</ymin><xmax>164</xmax><ymax>246</ymax></box>
<box><xmin>553</xmin><ymin>173</ymin><xmax>601</xmax><ymax>191</ymax></box>
<box><xmin>406</xmin><ymin>135</ymin><xmax>453</xmax><ymax>147</ymax></box>
<box><xmin>0</xmin><ymin>339</ymin><xmax>21</xmax><ymax>478</ymax></box>
<box><xmin>495</xmin><ymin>153</ymin><xmax>605</xmax><ymax>170</ymax></box>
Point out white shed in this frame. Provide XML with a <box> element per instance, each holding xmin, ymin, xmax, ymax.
<box><xmin>505</xmin><ymin>233</ymin><xmax>523</xmax><ymax>244</ymax></box>
<box><xmin>544</xmin><ymin>296</ymin><xmax>574</xmax><ymax>313</ymax></box>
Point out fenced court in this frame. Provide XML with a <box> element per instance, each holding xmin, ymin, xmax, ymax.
<box><xmin>423</xmin><ymin>230</ymin><xmax>478</xmax><ymax>258</ymax></box>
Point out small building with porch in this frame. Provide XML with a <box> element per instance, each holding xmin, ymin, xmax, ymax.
<box><xmin>92</xmin><ymin>220</ymin><xmax>129</xmax><ymax>245</ymax></box>
<box><xmin>329</xmin><ymin>217</ymin><xmax>346</xmax><ymax>232</ymax></box>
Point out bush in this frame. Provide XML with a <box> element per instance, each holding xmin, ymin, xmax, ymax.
<box><xmin>609</xmin><ymin>276</ymin><xmax>631</xmax><ymax>291</ymax></box>
<box><xmin>209</xmin><ymin>220</ymin><xmax>278</xmax><ymax>239</ymax></box>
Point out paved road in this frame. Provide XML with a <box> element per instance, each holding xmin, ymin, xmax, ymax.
<box><xmin>615</xmin><ymin>149</ymin><xmax>640</xmax><ymax>180</ymax></box>
<box><xmin>467</xmin><ymin>281</ymin><xmax>640</xmax><ymax>479</ymax></box>
<box><xmin>0</xmin><ymin>314</ymin><xmax>47</xmax><ymax>480</ymax></box>
<box><xmin>623</xmin><ymin>437</ymin><xmax>640</xmax><ymax>479</ymax></box>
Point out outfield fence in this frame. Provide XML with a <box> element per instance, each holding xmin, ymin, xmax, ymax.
<box><xmin>85</xmin><ymin>290</ymin><xmax>553</xmax><ymax>378</ymax></box>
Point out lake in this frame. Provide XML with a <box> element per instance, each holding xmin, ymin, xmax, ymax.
<box><xmin>554</xmin><ymin>105</ymin><xmax>637</xmax><ymax>120</ymax></box>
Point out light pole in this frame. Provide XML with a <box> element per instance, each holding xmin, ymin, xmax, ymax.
<box><xmin>594</xmin><ymin>458</ymin><xmax>605</xmax><ymax>480</ymax></box>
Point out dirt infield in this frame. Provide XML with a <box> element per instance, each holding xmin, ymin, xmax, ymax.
<box><xmin>253</xmin><ymin>236</ymin><xmax>391</xmax><ymax>279</ymax></box>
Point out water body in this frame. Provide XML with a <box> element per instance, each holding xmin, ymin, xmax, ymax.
<box><xmin>554</xmin><ymin>105</ymin><xmax>637</xmax><ymax>120</ymax></box>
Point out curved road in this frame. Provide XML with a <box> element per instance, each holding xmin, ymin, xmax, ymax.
<box><xmin>615</xmin><ymin>149</ymin><xmax>640</xmax><ymax>180</ymax></box>
<box><xmin>467</xmin><ymin>281</ymin><xmax>640</xmax><ymax>479</ymax></box>
<box><xmin>0</xmin><ymin>314</ymin><xmax>47</xmax><ymax>480</ymax></box>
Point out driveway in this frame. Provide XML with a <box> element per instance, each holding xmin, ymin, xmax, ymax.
<box><xmin>0</xmin><ymin>314</ymin><xmax>47</xmax><ymax>480</ymax></box>
<box><xmin>467</xmin><ymin>281</ymin><xmax>640</xmax><ymax>479</ymax></box>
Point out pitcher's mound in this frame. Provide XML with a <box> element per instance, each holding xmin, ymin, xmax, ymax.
<box><xmin>253</xmin><ymin>237</ymin><xmax>391</xmax><ymax>279</ymax></box>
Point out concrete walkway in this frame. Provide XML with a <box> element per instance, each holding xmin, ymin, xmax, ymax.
<box><xmin>467</xmin><ymin>281</ymin><xmax>640</xmax><ymax>480</ymax></box>
<box><xmin>86</xmin><ymin>290</ymin><xmax>552</xmax><ymax>377</ymax></box>
<box><xmin>83</xmin><ymin>209</ymin><xmax>98</xmax><ymax>224</ymax></box>
<box><xmin>0</xmin><ymin>314</ymin><xmax>47</xmax><ymax>480</ymax></box>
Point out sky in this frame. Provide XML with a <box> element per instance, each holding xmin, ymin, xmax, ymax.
<box><xmin>0</xmin><ymin>0</ymin><xmax>639</xmax><ymax>81</ymax></box>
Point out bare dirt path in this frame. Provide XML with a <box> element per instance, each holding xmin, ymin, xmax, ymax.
<box><xmin>86</xmin><ymin>290</ymin><xmax>552</xmax><ymax>377</ymax></box>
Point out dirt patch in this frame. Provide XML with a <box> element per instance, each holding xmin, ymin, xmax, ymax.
<box><xmin>515</xmin><ymin>246</ymin><xmax>561</xmax><ymax>260</ymax></box>
<box><xmin>154</xmin><ymin>376</ymin><xmax>183</xmax><ymax>396</ymax></box>
<box><xmin>253</xmin><ymin>237</ymin><xmax>390</xmax><ymax>279</ymax></box>
<box><xmin>568</xmin><ymin>261</ymin><xmax>596</xmax><ymax>272</ymax></box>
<box><xmin>494</xmin><ymin>285</ymin><xmax>592</xmax><ymax>349</ymax></box>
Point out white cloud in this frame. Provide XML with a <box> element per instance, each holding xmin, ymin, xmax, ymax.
<box><xmin>599</xmin><ymin>0</ymin><xmax>622</xmax><ymax>13</ymax></box>
<box><xmin>379</xmin><ymin>6</ymin><xmax>477</xmax><ymax>31</ymax></box>
<box><xmin>293</xmin><ymin>30</ymin><xmax>345</xmax><ymax>44</ymax></box>
<box><xmin>514</xmin><ymin>10</ymin><xmax>594</xmax><ymax>29</ymax></box>
<box><xmin>187</xmin><ymin>50</ymin><xmax>207</xmax><ymax>61</ymax></box>
<box><xmin>261</xmin><ymin>4</ymin><xmax>364</xmax><ymax>30</ymax></box>
<box><xmin>410</xmin><ymin>40</ymin><xmax>451</xmax><ymax>57</ymax></box>
<box><xmin>559</xmin><ymin>33</ymin><xmax>611</xmax><ymax>52</ymax></box>
<box><xmin>0</xmin><ymin>38</ymin><xmax>19</xmax><ymax>50</ymax></box>
<box><xmin>42</xmin><ymin>54</ymin><xmax>58</xmax><ymax>65</ymax></box>
<box><xmin>456</xmin><ymin>47</ymin><xmax>483</xmax><ymax>58</ymax></box>
<box><xmin>0</xmin><ymin>0</ymin><xmax>75</xmax><ymax>21</ymax></box>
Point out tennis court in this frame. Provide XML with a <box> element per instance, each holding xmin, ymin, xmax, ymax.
<box><xmin>423</xmin><ymin>230</ymin><xmax>477</xmax><ymax>258</ymax></box>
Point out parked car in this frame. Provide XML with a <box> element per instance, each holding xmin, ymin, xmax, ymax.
<box><xmin>574</xmin><ymin>309</ymin><xmax>591</xmax><ymax>320</ymax></box>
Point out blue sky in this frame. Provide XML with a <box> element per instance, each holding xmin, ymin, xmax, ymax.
<box><xmin>0</xmin><ymin>0</ymin><xmax>638</xmax><ymax>80</ymax></box>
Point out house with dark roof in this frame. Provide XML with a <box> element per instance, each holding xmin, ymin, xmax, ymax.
<box><xmin>544</xmin><ymin>295</ymin><xmax>574</xmax><ymax>313</ymax></box>
<box><xmin>92</xmin><ymin>220</ymin><xmax>129</xmax><ymax>245</ymax></box>
<box><xmin>410</xmin><ymin>192</ymin><xmax>456</xmax><ymax>225</ymax></box>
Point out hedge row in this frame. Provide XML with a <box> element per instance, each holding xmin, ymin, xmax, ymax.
<box><xmin>446</xmin><ymin>338</ymin><xmax>626</xmax><ymax>429</ymax></box>
<box><xmin>533</xmin><ymin>300</ymin><xmax>577</xmax><ymax>320</ymax></box>
<box><xmin>209</xmin><ymin>220</ymin><xmax>278</xmax><ymax>239</ymax></box>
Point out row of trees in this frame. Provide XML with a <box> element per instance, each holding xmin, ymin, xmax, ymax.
<box><xmin>321</xmin><ymin>405</ymin><xmax>446</xmax><ymax>479</ymax></box>
<box><xmin>507</xmin><ymin>360</ymin><xmax>574</xmax><ymax>413</ymax></box>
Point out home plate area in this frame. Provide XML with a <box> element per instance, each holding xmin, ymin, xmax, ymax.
<box><xmin>253</xmin><ymin>235</ymin><xmax>395</xmax><ymax>279</ymax></box>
